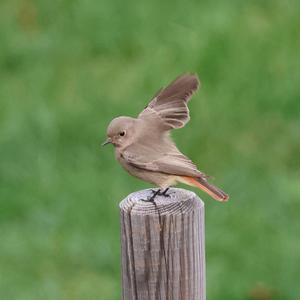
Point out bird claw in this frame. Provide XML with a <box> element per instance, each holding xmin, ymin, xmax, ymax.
<box><xmin>140</xmin><ymin>197</ymin><xmax>155</xmax><ymax>202</ymax></box>
<box><xmin>140</xmin><ymin>188</ymin><xmax>172</xmax><ymax>203</ymax></box>
<box><xmin>160</xmin><ymin>189</ymin><xmax>172</xmax><ymax>197</ymax></box>
<box><xmin>157</xmin><ymin>188</ymin><xmax>172</xmax><ymax>197</ymax></box>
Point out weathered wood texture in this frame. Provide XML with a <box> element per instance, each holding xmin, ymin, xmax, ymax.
<box><xmin>120</xmin><ymin>188</ymin><xmax>205</xmax><ymax>300</ymax></box>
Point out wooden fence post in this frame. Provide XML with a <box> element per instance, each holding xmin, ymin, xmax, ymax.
<box><xmin>120</xmin><ymin>187</ymin><xmax>205</xmax><ymax>300</ymax></box>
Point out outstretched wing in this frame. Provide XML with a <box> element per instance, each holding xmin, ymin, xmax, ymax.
<box><xmin>138</xmin><ymin>73</ymin><xmax>200</xmax><ymax>131</ymax></box>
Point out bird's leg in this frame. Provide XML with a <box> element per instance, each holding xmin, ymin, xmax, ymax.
<box><xmin>140</xmin><ymin>189</ymin><xmax>161</xmax><ymax>202</ymax></box>
<box><xmin>160</xmin><ymin>188</ymin><xmax>170</xmax><ymax>197</ymax></box>
<box><xmin>149</xmin><ymin>189</ymin><xmax>161</xmax><ymax>201</ymax></box>
<box><xmin>140</xmin><ymin>188</ymin><xmax>173</xmax><ymax>202</ymax></box>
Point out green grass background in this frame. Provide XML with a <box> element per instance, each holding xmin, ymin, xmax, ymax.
<box><xmin>1</xmin><ymin>0</ymin><xmax>300</xmax><ymax>299</ymax></box>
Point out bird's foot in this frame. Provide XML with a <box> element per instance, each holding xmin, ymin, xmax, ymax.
<box><xmin>140</xmin><ymin>197</ymin><xmax>155</xmax><ymax>202</ymax></box>
<box><xmin>141</xmin><ymin>188</ymin><xmax>173</xmax><ymax>202</ymax></box>
<box><xmin>159</xmin><ymin>188</ymin><xmax>171</xmax><ymax>197</ymax></box>
<box><xmin>151</xmin><ymin>188</ymin><xmax>172</xmax><ymax>197</ymax></box>
<box><xmin>149</xmin><ymin>189</ymin><xmax>161</xmax><ymax>201</ymax></box>
<box><xmin>140</xmin><ymin>189</ymin><xmax>161</xmax><ymax>202</ymax></box>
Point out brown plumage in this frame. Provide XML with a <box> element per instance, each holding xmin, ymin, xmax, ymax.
<box><xmin>103</xmin><ymin>73</ymin><xmax>229</xmax><ymax>202</ymax></box>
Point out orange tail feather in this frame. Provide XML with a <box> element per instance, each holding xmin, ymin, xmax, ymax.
<box><xmin>179</xmin><ymin>176</ymin><xmax>229</xmax><ymax>202</ymax></box>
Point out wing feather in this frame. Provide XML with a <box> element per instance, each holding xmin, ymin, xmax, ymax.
<box><xmin>138</xmin><ymin>73</ymin><xmax>200</xmax><ymax>131</ymax></box>
<box><xmin>122</xmin><ymin>146</ymin><xmax>207</xmax><ymax>178</ymax></box>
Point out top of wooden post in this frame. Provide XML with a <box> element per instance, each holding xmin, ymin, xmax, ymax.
<box><xmin>119</xmin><ymin>187</ymin><xmax>204</xmax><ymax>215</ymax></box>
<box><xmin>119</xmin><ymin>188</ymin><xmax>206</xmax><ymax>300</ymax></box>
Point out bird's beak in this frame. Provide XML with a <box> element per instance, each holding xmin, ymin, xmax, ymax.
<box><xmin>101</xmin><ymin>138</ymin><xmax>112</xmax><ymax>146</ymax></box>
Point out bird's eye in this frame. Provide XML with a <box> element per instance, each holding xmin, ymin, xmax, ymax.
<box><xmin>119</xmin><ymin>131</ymin><xmax>126</xmax><ymax>137</ymax></box>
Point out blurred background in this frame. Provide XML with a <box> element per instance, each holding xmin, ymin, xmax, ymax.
<box><xmin>0</xmin><ymin>0</ymin><xmax>299</xmax><ymax>299</ymax></box>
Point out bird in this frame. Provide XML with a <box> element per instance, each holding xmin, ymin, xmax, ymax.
<box><xmin>102</xmin><ymin>73</ymin><xmax>229</xmax><ymax>202</ymax></box>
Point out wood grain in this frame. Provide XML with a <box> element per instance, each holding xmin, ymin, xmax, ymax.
<box><xmin>120</xmin><ymin>188</ymin><xmax>205</xmax><ymax>300</ymax></box>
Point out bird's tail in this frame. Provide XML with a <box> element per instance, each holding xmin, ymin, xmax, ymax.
<box><xmin>179</xmin><ymin>176</ymin><xmax>229</xmax><ymax>202</ymax></box>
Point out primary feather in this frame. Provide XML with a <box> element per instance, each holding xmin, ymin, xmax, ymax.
<box><xmin>138</xmin><ymin>73</ymin><xmax>200</xmax><ymax>130</ymax></box>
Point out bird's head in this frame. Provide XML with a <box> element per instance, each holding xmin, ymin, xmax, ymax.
<box><xmin>102</xmin><ymin>116</ymin><xmax>136</xmax><ymax>148</ymax></box>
